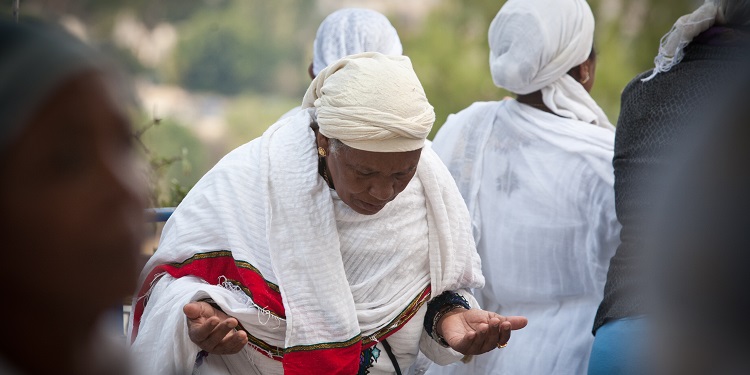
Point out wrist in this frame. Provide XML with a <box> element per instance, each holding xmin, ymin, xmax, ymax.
<box><xmin>435</xmin><ymin>307</ymin><xmax>468</xmax><ymax>337</ymax></box>
<box><xmin>424</xmin><ymin>291</ymin><xmax>471</xmax><ymax>347</ymax></box>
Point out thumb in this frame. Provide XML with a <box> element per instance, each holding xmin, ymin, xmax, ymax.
<box><xmin>183</xmin><ymin>301</ymin><xmax>212</xmax><ymax>321</ymax></box>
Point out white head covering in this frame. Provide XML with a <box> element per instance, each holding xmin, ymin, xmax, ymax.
<box><xmin>489</xmin><ymin>0</ymin><xmax>613</xmax><ymax>129</ymax></box>
<box><xmin>302</xmin><ymin>52</ymin><xmax>434</xmax><ymax>152</ymax></box>
<box><xmin>312</xmin><ymin>8</ymin><xmax>403</xmax><ymax>76</ymax></box>
<box><xmin>642</xmin><ymin>0</ymin><xmax>750</xmax><ymax>81</ymax></box>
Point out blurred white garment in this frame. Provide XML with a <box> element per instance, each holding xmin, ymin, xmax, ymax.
<box><xmin>488</xmin><ymin>0</ymin><xmax>613</xmax><ymax>129</ymax></box>
<box><xmin>312</xmin><ymin>8</ymin><xmax>402</xmax><ymax>76</ymax></box>
<box><xmin>426</xmin><ymin>99</ymin><xmax>620</xmax><ymax>374</ymax></box>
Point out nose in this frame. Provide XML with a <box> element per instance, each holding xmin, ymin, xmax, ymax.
<box><xmin>369</xmin><ymin>178</ymin><xmax>395</xmax><ymax>202</ymax></box>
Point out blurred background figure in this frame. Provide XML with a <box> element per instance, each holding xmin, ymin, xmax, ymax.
<box><xmin>280</xmin><ymin>7</ymin><xmax>403</xmax><ymax>119</ymax></box>
<box><xmin>426</xmin><ymin>0</ymin><xmax>620</xmax><ymax>374</ymax></box>
<box><xmin>589</xmin><ymin>1</ymin><xmax>750</xmax><ymax>373</ymax></box>
<box><xmin>0</xmin><ymin>18</ymin><xmax>145</xmax><ymax>374</ymax></box>
<box><xmin>648</xmin><ymin>66</ymin><xmax>750</xmax><ymax>375</ymax></box>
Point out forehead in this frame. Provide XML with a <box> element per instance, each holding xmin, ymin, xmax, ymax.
<box><xmin>343</xmin><ymin>145</ymin><xmax>422</xmax><ymax>172</ymax></box>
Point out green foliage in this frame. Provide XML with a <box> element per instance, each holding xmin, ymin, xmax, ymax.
<box><xmin>225</xmin><ymin>94</ymin><xmax>301</xmax><ymax>150</ymax></box>
<box><xmin>169</xmin><ymin>0</ymin><xmax>316</xmax><ymax>96</ymax></box>
<box><xmin>399</xmin><ymin>1</ymin><xmax>510</xmax><ymax>139</ymax></box>
<box><xmin>135</xmin><ymin>117</ymin><xmax>207</xmax><ymax>207</ymax></box>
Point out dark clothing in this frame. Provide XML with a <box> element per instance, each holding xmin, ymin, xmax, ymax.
<box><xmin>593</xmin><ymin>30</ymin><xmax>750</xmax><ymax>333</ymax></box>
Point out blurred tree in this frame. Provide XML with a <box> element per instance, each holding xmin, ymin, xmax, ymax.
<box><xmin>225</xmin><ymin>94</ymin><xmax>300</xmax><ymax>150</ymax></box>
<box><xmin>168</xmin><ymin>0</ymin><xmax>316</xmax><ymax>96</ymax></box>
<box><xmin>135</xmin><ymin>116</ymin><xmax>207</xmax><ymax>206</ymax></box>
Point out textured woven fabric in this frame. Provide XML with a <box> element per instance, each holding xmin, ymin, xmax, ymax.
<box><xmin>593</xmin><ymin>36</ymin><xmax>750</xmax><ymax>333</ymax></box>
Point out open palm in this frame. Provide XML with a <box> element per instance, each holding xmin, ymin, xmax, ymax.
<box><xmin>438</xmin><ymin>309</ymin><xmax>528</xmax><ymax>355</ymax></box>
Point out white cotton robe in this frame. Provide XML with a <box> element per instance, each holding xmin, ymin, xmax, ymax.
<box><xmin>426</xmin><ymin>99</ymin><xmax>620</xmax><ymax>375</ymax></box>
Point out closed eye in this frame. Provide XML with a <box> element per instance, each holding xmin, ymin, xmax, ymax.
<box><xmin>357</xmin><ymin>170</ymin><xmax>376</xmax><ymax>177</ymax></box>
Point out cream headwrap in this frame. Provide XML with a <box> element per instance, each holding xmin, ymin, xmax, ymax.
<box><xmin>489</xmin><ymin>0</ymin><xmax>613</xmax><ymax>129</ymax></box>
<box><xmin>312</xmin><ymin>8</ymin><xmax>403</xmax><ymax>76</ymax></box>
<box><xmin>302</xmin><ymin>52</ymin><xmax>435</xmax><ymax>152</ymax></box>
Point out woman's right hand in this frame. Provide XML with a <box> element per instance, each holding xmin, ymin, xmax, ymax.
<box><xmin>183</xmin><ymin>301</ymin><xmax>249</xmax><ymax>354</ymax></box>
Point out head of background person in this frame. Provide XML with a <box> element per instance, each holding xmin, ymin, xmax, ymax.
<box><xmin>302</xmin><ymin>52</ymin><xmax>434</xmax><ymax>215</ymax></box>
<box><xmin>308</xmin><ymin>8</ymin><xmax>403</xmax><ymax>79</ymax></box>
<box><xmin>644</xmin><ymin>0</ymin><xmax>750</xmax><ymax>81</ymax></box>
<box><xmin>488</xmin><ymin>0</ymin><xmax>612</xmax><ymax>129</ymax></box>
<box><xmin>0</xmin><ymin>18</ymin><xmax>145</xmax><ymax>373</ymax></box>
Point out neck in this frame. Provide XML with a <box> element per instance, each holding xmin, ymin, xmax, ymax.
<box><xmin>515</xmin><ymin>91</ymin><xmax>554</xmax><ymax>115</ymax></box>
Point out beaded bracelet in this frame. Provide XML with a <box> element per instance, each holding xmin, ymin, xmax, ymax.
<box><xmin>424</xmin><ymin>291</ymin><xmax>470</xmax><ymax>347</ymax></box>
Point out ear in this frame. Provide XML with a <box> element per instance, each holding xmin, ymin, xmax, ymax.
<box><xmin>308</xmin><ymin>62</ymin><xmax>315</xmax><ymax>80</ymax></box>
<box><xmin>316</xmin><ymin>131</ymin><xmax>330</xmax><ymax>155</ymax></box>
<box><xmin>579</xmin><ymin>61</ymin><xmax>591</xmax><ymax>82</ymax></box>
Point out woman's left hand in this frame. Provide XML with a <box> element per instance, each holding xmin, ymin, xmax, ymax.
<box><xmin>437</xmin><ymin>308</ymin><xmax>528</xmax><ymax>355</ymax></box>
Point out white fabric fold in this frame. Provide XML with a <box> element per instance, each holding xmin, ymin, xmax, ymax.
<box><xmin>488</xmin><ymin>0</ymin><xmax>613</xmax><ymax>129</ymax></box>
<box><xmin>312</xmin><ymin>8</ymin><xmax>402</xmax><ymax>76</ymax></box>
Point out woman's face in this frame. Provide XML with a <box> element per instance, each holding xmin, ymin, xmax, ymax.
<box><xmin>0</xmin><ymin>71</ymin><xmax>146</xmax><ymax>321</ymax></box>
<box><xmin>317</xmin><ymin>133</ymin><xmax>421</xmax><ymax>215</ymax></box>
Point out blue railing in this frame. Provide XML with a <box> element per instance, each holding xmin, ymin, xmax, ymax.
<box><xmin>146</xmin><ymin>207</ymin><xmax>176</xmax><ymax>223</ymax></box>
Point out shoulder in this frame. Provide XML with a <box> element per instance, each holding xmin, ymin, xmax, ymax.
<box><xmin>439</xmin><ymin>101</ymin><xmax>503</xmax><ymax>131</ymax></box>
<box><xmin>433</xmin><ymin>101</ymin><xmax>504</xmax><ymax>150</ymax></box>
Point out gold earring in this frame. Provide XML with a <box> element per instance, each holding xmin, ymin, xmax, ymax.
<box><xmin>318</xmin><ymin>147</ymin><xmax>327</xmax><ymax>157</ymax></box>
<box><xmin>581</xmin><ymin>74</ymin><xmax>590</xmax><ymax>84</ymax></box>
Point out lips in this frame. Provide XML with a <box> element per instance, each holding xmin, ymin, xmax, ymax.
<box><xmin>355</xmin><ymin>198</ymin><xmax>387</xmax><ymax>214</ymax></box>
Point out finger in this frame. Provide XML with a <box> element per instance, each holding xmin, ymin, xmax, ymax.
<box><xmin>213</xmin><ymin>328</ymin><xmax>249</xmax><ymax>355</ymax></box>
<box><xmin>466</xmin><ymin>323</ymin><xmax>493</xmax><ymax>354</ymax></box>
<box><xmin>497</xmin><ymin>321</ymin><xmax>512</xmax><ymax>346</ymax></box>
<box><xmin>183</xmin><ymin>302</ymin><xmax>205</xmax><ymax>320</ymax></box>
<box><xmin>506</xmin><ymin>316</ymin><xmax>528</xmax><ymax>330</ymax></box>
<box><xmin>200</xmin><ymin>318</ymin><xmax>240</xmax><ymax>352</ymax></box>
<box><xmin>478</xmin><ymin>319</ymin><xmax>503</xmax><ymax>353</ymax></box>
<box><xmin>188</xmin><ymin>316</ymin><xmax>221</xmax><ymax>343</ymax></box>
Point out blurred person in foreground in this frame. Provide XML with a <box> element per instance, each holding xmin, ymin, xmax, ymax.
<box><xmin>280</xmin><ymin>7</ymin><xmax>402</xmax><ymax>119</ymax></box>
<box><xmin>589</xmin><ymin>1</ymin><xmax>750</xmax><ymax>373</ymax></box>
<box><xmin>649</xmin><ymin>60</ymin><xmax>750</xmax><ymax>375</ymax></box>
<box><xmin>129</xmin><ymin>52</ymin><xmax>527</xmax><ymax>375</ymax></box>
<box><xmin>425</xmin><ymin>0</ymin><xmax>620</xmax><ymax>374</ymax></box>
<box><xmin>0</xmin><ymin>19</ymin><xmax>146</xmax><ymax>374</ymax></box>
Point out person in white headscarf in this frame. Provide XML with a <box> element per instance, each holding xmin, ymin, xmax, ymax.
<box><xmin>280</xmin><ymin>8</ymin><xmax>403</xmax><ymax>120</ymax></box>
<box><xmin>129</xmin><ymin>52</ymin><xmax>527</xmax><ymax>375</ymax></box>
<box><xmin>424</xmin><ymin>0</ymin><xmax>620</xmax><ymax>374</ymax></box>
